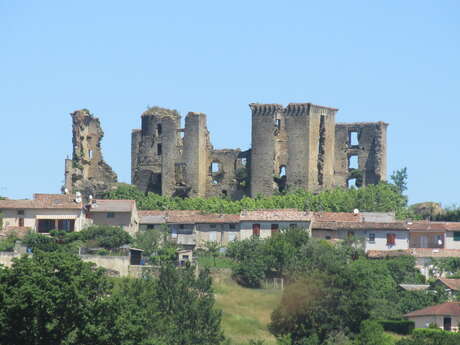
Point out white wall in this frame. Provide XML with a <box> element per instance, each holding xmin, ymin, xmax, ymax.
<box><xmin>408</xmin><ymin>315</ymin><xmax>460</xmax><ymax>331</ymax></box>
<box><xmin>1</xmin><ymin>209</ymin><xmax>87</xmax><ymax>232</ymax></box>
<box><xmin>240</xmin><ymin>221</ymin><xmax>311</xmax><ymax>240</ymax></box>
<box><xmin>445</xmin><ymin>231</ymin><xmax>460</xmax><ymax>250</ymax></box>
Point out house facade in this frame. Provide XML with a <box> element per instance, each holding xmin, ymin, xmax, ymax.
<box><xmin>405</xmin><ymin>302</ymin><xmax>460</xmax><ymax>331</ymax></box>
<box><xmin>86</xmin><ymin>199</ymin><xmax>139</xmax><ymax>235</ymax></box>
<box><xmin>0</xmin><ymin>194</ymin><xmax>88</xmax><ymax>233</ymax></box>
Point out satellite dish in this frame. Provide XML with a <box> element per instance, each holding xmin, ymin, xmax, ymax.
<box><xmin>64</xmin><ymin>188</ymin><xmax>69</xmax><ymax>194</ymax></box>
<box><xmin>89</xmin><ymin>195</ymin><xmax>93</xmax><ymax>200</ymax></box>
<box><xmin>353</xmin><ymin>209</ymin><xmax>359</xmax><ymax>214</ymax></box>
<box><xmin>75</xmin><ymin>196</ymin><xmax>82</xmax><ymax>203</ymax></box>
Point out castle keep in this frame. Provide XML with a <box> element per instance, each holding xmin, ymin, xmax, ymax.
<box><xmin>129</xmin><ymin>103</ymin><xmax>388</xmax><ymax>199</ymax></box>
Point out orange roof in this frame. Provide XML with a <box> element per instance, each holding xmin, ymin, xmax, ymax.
<box><xmin>407</xmin><ymin>221</ymin><xmax>460</xmax><ymax>231</ymax></box>
<box><xmin>405</xmin><ymin>302</ymin><xmax>460</xmax><ymax>317</ymax></box>
<box><xmin>313</xmin><ymin>221</ymin><xmax>408</xmax><ymax>231</ymax></box>
<box><xmin>166</xmin><ymin>210</ymin><xmax>239</xmax><ymax>224</ymax></box>
<box><xmin>313</xmin><ymin>212</ymin><xmax>362</xmax><ymax>222</ymax></box>
<box><xmin>240</xmin><ymin>209</ymin><xmax>311</xmax><ymax>222</ymax></box>
<box><xmin>0</xmin><ymin>194</ymin><xmax>82</xmax><ymax>210</ymax></box>
<box><xmin>438</xmin><ymin>278</ymin><xmax>460</xmax><ymax>291</ymax></box>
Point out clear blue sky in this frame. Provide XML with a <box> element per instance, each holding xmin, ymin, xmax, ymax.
<box><xmin>1</xmin><ymin>1</ymin><xmax>459</xmax><ymax>205</ymax></box>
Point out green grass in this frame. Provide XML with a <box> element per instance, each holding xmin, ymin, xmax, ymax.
<box><xmin>197</xmin><ymin>255</ymin><xmax>236</xmax><ymax>269</ymax></box>
<box><xmin>212</xmin><ymin>271</ymin><xmax>282</xmax><ymax>345</ymax></box>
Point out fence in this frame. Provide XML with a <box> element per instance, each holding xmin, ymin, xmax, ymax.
<box><xmin>262</xmin><ymin>277</ymin><xmax>284</xmax><ymax>290</ymax></box>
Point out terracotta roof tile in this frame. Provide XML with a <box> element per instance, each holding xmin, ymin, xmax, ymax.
<box><xmin>438</xmin><ymin>278</ymin><xmax>460</xmax><ymax>291</ymax></box>
<box><xmin>166</xmin><ymin>210</ymin><xmax>239</xmax><ymax>224</ymax></box>
<box><xmin>0</xmin><ymin>194</ymin><xmax>82</xmax><ymax>210</ymax></box>
<box><xmin>312</xmin><ymin>221</ymin><xmax>408</xmax><ymax>231</ymax></box>
<box><xmin>313</xmin><ymin>212</ymin><xmax>362</xmax><ymax>222</ymax></box>
<box><xmin>240</xmin><ymin>209</ymin><xmax>311</xmax><ymax>222</ymax></box>
<box><xmin>405</xmin><ymin>302</ymin><xmax>460</xmax><ymax>317</ymax></box>
<box><xmin>89</xmin><ymin>200</ymin><xmax>135</xmax><ymax>213</ymax></box>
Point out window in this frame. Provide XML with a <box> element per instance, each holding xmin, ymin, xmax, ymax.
<box><xmin>88</xmin><ymin>150</ymin><xmax>93</xmax><ymax>160</ymax></box>
<box><xmin>368</xmin><ymin>233</ymin><xmax>375</xmax><ymax>243</ymax></box>
<box><xmin>209</xmin><ymin>231</ymin><xmax>217</xmax><ymax>242</ymax></box>
<box><xmin>210</xmin><ymin>224</ymin><xmax>217</xmax><ymax>229</ymax></box>
<box><xmin>289</xmin><ymin>223</ymin><xmax>296</xmax><ymax>229</ymax></box>
<box><xmin>347</xmin><ymin>231</ymin><xmax>355</xmax><ymax>238</ymax></box>
<box><xmin>179</xmin><ymin>224</ymin><xmax>185</xmax><ymax>229</ymax></box>
<box><xmin>252</xmin><ymin>224</ymin><xmax>261</xmax><ymax>237</ymax></box>
<box><xmin>147</xmin><ymin>224</ymin><xmax>155</xmax><ymax>230</ymax></box>
<box><xmin>157</xmin><ymin>124</ymin><xmax>162</xmax><ymax>135</ymax></box>
<box><xmin>229</xmin><ymin>224</ymin><xmax>236</xmax><ymax>230</ymax></box>
<box><xmin>454</xmin><ymin>232</ymin><xmax>460</xmax><ymax>241</ymax></box>
<box><xmin>157</xmin><ymin>144</ymin><xmax>162</xmax><ymax>156</ymax></box>
<box><xmin>18</xmin><ymin>218</ymin><xmax>24</xmax><ymax>227</ymax></box>
<box><xmin>325</xmin><ymin>236</ymin><xmax>331</xmax><ymax>240</ymax></box>
<box><xmin>280</xmin><ymin>165</ymin><xmax>286</xmax><ymax>177</ymax></box>
<box><xmin>275</xmin><ymin>118</ymin><xmax>281</xmax><ymax>130</ymax></box>
<box><xmin>271</xmin><ymin>223</ymin><xmax>279</xmax><ymax>234</ymax></box>
<box><xmin>107</xmin><ymin>212</ymin><xmax>115</xmax><ymax>218</ymax></box>
<box><xmin>348</xmin><ymin>155</ymin><xmax>358</xmax><ymax>170</ymax></box>
<box><xmin>349</xmin><ymin>131</ymin><xmax>359</xmax><ymax>146</ymax></box>
<box><xmin>386</xmin><ymin>233</ymin><xmax>396</xmax><ymax>246</ymax></box>
<box><xmin>17</xmin><ymin>210</ymin><xmax>24</xmax><ymax>215</ymax></box>
<box><xmin>347</xmin><ymin>178</ymin><xmax>357</xmax><ymax>189</ymax></box>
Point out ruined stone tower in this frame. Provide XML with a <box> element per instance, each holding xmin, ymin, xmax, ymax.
<box><xmin>131</xmin><ymin>107</ymin><xmax>248</xmax><ymax>199</ymax></box>
<box><xmin>131</xmin><ymin>102</ymin><xmax>388</xmax><ymax>199</ymax></box>
<box><xmin>64</xmin><ymin>109</ymin><xmax>117</xmax><ymax>197</ymax></box>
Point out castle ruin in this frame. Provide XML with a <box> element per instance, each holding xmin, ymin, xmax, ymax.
<box><xmin>130</xmin><ymin>103</ymin><xmax>388</xmax><ymax>199</ymax></box>
<box><xmin>64</xmin><ymin>109</ymin><xmax>117</xmax><ymax>197</ymax></box>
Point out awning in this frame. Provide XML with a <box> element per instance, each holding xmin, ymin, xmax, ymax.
<box><xmin>36</xmin><ymin>215</ymin><xmax>78</xmax><ymax>220</ymax></box>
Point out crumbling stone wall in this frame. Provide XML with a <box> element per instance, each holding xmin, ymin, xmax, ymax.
<box><xmin>64</xmin><ymin>109</ymin><xmax>117</xmax><ymax>197</ymax></box>
<box><xmin>334</xmin><ymin>122</ymin><xmax>388</xmax><ymax>188</ymax></box>
<box><xmin>130</xmin><ymin>102</ymin><xmax>388</xmax><ymax>199</ymax></box>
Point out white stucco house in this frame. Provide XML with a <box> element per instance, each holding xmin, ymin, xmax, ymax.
<box><xmin>0</xmin><ymin>194</ymin><xmax>88</xmax><ymax>233</ymax></box>
<box><xmin>405</xmin><ymin>302</ymin><xmax>460</xmax><ymax>332</ymax></box>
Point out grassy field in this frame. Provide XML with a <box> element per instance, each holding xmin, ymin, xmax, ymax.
<box><xmin>212</xmin><ymin>271</ymin><xmax>282</xmax><ymax>345</ymax></box>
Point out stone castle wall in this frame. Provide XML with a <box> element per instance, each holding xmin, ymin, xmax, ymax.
<box><xmin>65</xmin><ymin>102</ymin><xmax>388</xmax><ymax>199</ymax></box>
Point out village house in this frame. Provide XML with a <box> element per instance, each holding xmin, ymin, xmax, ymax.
<box><xmin>138</xmin><ymin>210</ymin><xmax>167</xmax><ymax>231</ymax></box>
<box><xmin>0</xmin><ymin>194</ymin><xmax>88</xmax><ymax>233</ymax></box>
<box><xmin>405</xmin><ymin>302</ymin><xmax>460</xmax><ymax>331</ymax></box>
<box><xmin>86</xmin><ymin>199</ymin><xmax>139</xmax><ymax>235</ymax></box>
<box><xmin>239</xmin><ymin>209</ymin><xmax>311</xmax><ymax>240</ymax></box>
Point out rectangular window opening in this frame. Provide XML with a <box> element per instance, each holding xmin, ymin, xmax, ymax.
<box><xmin>157</xmin><ymin>144</ymin><xmax>162</xmax><ymax>156</ymax></box>
<box><xmin>252</xmin><ymin>224</ymin><xmax>261</xmax><ymax>237</ymax></box>
<box><xmin>347</xmin><ymin>178</ymin><xmax>357</xmax><ymax>189</ymax></box>
<box><xmin>386</xmin><ymin>233</ymin><xmax>396</xmax><ymax>246</ymax></box>
<box><xmin>271</xmin><ymin>224</ymin><xmax>279</xmax><ymax>234</ymax></box>
<box><xmin>349</xmin><ymin>155</ymin><xmax>359</xmax><ymax>170</ymax></box>
<box><xmin>350</xmin><ymin>131</ymin><xmax>359</xmax><ymax>146</ymax></box>
<box><xmin>107</xmin><ymin>212</ymin><xmax>115</xmax><ymax>218</ymax></box>
<box><xmin>368</xmin><ymin>233</ymin><xmax>375</xmax><ymax>243</ymax></box>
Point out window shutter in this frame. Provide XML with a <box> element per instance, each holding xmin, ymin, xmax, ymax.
<box><xmin>454</xmin><ymin>232</ymin><xmax>460</xmax><ymax>241</ymax></box>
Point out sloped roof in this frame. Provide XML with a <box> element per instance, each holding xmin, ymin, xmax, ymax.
<box><xmin>312</xmin><ymin>221</ymin><xmax>408</xmax><ymax>231</ymax></box>
<box><xmin>399</xmin><ymin>284</ymin><xmax>430</xmax><ymax>291</ymax></box>
<box><xmin>313</xmin><ymin>212</ymin><xmax>362</xmax><ymax>222</ymax></box>
<box><xmin>138</xmin><ymin>210</ymin><xmax>167</xmax><ymax>224</ymax></box>
<box><xmin>437</xmin><ymin>278</ymin><xmax>460</xmax><ymax>291</ymax></box>
<box><xmin>405</xmin><ymin>302</ymin><xmax>460</xmax><ymax>317</ymax></box>
<box><xmin>166</xmin><ymin>210</ymin><xmax>239</xmax><ymax>224</ymax></box>
<box><xmin>89</xmin><ymin>200</ymin><xmax>135</xmax><ymax>213</ymax></box>
<box><xmin>0</xmin><ymin>194</ymin><xmax>82</xmax><ymax>210</ymax></box>
<box><xmin>240</xmin><ymin>209</ymin><xmax>311</xmax><ymax>222</ymax></box>
<box><xmin>407</xmin><ymin>221</ymin><xmax>460</xmax><ymax>231</ymax></box>
<box><xmin>367</xmin><ymin>250</ymin><xmax>412</xmax><ymax>258</ymax></box>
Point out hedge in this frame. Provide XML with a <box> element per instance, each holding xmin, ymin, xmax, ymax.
<box><xmin>378</xmin><ymin>319</ymin><xmax>414</xmax><ymax>335</ymax></box>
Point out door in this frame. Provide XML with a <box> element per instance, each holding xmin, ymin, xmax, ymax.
<box><xmin>444</xmin><ymin>317</ymin><xmax>452</xmax><ymax>331</ymax></box>
<box><xmin>420</xmin><ymin>236</ymin><xmax>428</xmax><ymax>248</ymax></box>
<box><xmin>252</xmin><ymin>224</ymin><xmax>260</xmax><ymax>237</ymax></box>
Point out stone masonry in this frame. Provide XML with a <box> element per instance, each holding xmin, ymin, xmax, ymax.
<box><xmin>130</xmin><ymin>103</ymin><xmax>388</xmax><ymax>198</ymax></box>
<box><xmin>64</xmin><ymin>109</ymin><xmax>117</xmax><ymax>198</ymax></box>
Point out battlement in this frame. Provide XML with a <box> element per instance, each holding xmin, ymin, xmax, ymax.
<box><xmin>249</xmin><ymin>103</ymin><xmax>283</xmax><ymax>116</ymax></box>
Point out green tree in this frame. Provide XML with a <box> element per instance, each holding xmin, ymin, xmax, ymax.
<box><xmin>355</xmin><ymin>320</ymin><xmax>394</xmax><ymax>345</ymax></box>
<box><xmin>154</xmin><ymin>264</ymin><xmax>225</xmax><ymax>345</ymax></box>
<box><xmin>204</xmin><ymin>241</ymin><xmax>221</xmax><ymax>266</ymax></box>
<box><xmin>0</xmin><ymin>251</ymin><xmax>116</xmax><ymax>345</ymax></box>
<box><xmin>391</xmin><ymin>167</ymin><xmax>408</xmax><ymax>194</ymax></box>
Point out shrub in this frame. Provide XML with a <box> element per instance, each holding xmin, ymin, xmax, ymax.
<box><xmin>379</xmin><ymin>319</ymin><xmax>414</xmax><ymax>335</ymax></box>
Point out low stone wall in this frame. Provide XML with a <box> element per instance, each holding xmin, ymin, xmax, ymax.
<box><xmin>0</xmin><ymin>252</ymin><xmax>22</xmax><ymax>267</ymax></box>
<box><xmin>80</xmin><ymin>255</ymin><xmax>130</xmax><ymax>277</ymax></box>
